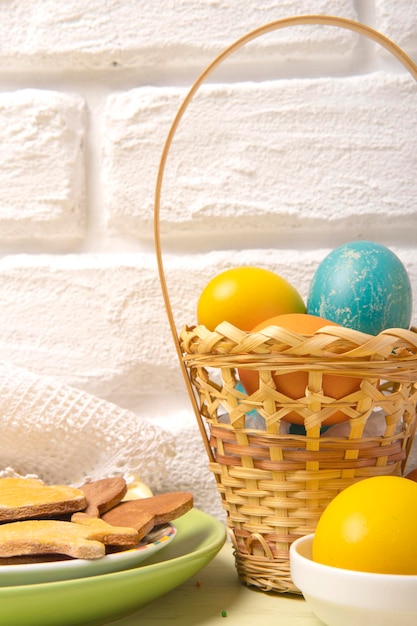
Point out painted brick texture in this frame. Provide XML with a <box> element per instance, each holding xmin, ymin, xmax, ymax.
<box><xmin>0</xmin><ymin>90</ymin><xmax>86</xmax><ymax>241</ymax></box>
<box><xmin>0</xmin><ymin>2</ymin><xmax>415</xmax><ymax>518</ymax></box>
<box><xmin>0</xmin><ymin>0</ymin><xmax>357</xmax><ymax>71</ymax></box>
<box><xmin>375</xmin><ymin>1</ymin><xmax>417</xmax><ymax>57</ymax></box>
<box><xmin>104</xmin><ymin>74</ymin><xmax>417</xmax><ymax>240</ymax></box>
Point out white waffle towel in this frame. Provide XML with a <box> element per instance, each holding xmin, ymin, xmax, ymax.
<box><xmin>0</xmin><ymin>362</ymin><xmax>175</xmax><ymax>489</ymax></box>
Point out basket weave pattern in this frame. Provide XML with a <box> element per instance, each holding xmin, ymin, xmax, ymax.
<box><xmin>180</xmin><ymin>322</ymin><xmax>417</xmax><ymax>592</ymax></box>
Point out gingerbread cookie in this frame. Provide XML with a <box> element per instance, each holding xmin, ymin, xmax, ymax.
<box><xmin>78</xmin><ymin>477</ymin><xmax>127</xmax><ymax>517</ymax></box>
<box><xmin>0</xmin><ymin>477</ymin><xmax>192</xmax><ymax>562</ymax></box>
<box><xmin>0</xmin><ymin>515</ymin><xmax>138</xmax><ymax>560</ymax></box>
<box><xmin>102</xmin><ymin>491</ymin><xmax>193</xmax><ymax>540</ymax></box>
<box><xmin>0</xmin><ymin>477</ymin><xmax>86</xmax><ymax>522</ymax></box>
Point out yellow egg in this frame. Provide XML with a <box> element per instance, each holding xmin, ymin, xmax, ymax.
<box><xmin>197</xmin><ymin>267</ymin><xmax>305</xmax><ymax>331</ymax></box>
<box><xmin>312</xmin><ymin>476</ymin><xmax>417</xmax><ymax>574</ymax></box>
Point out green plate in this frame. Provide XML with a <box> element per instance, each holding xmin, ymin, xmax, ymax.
<box><xmin>0</xmin><ymin>509</ymin><xmax>226</xmax><ymax>626</ymax></box>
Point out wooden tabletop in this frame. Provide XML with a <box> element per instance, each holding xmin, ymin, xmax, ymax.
<box><xmin>108</xmin><ymin>542</ymin><xmax>323</xmax><ymax>625</ymax></box>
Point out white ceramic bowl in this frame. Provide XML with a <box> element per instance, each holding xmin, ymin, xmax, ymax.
<box><xmin>290</xmin><ymin>534</ymin><xmax>417</xmax><ymax>626</ymax></box>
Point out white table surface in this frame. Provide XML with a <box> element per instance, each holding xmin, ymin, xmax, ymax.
<box><xmin>108</xmin><ymin>542</ymin><xmax>323</xmax><ymax>625</ymax></box>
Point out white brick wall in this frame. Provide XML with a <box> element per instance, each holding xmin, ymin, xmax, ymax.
<box><xmin>0</xmin><ymin>0</ymin><xmax>357</xmax><ymax>70</ymax></box>
<box><xmin>105</xmin><ymin>74</ymin><xmax>417</xmax><ymax>240</ymax></box>
<box><xmin>375</xmin><ymin>1</ymin><xmax>417</xmax><ymax>57</ymax></box>
<box><xmin>0</xmin><ymin>2</ymin><xmax>416</xmax><ymax>520</ymax></box>
<box><xmin>0</xmin><ymin>90</ymin><xmax>86</xmax><ymax>240</ymax></box>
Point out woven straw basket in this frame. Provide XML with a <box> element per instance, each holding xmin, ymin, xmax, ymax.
<box><xmin>154</xmin><ymin>15</ymin><xmax>417</xmax><ymax>594</ymax></box>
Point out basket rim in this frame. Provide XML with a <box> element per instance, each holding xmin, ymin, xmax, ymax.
<box><xmin>180</xmin><ymin>322</ymin><xmax>417</xmax><ymax>383</ymax></box>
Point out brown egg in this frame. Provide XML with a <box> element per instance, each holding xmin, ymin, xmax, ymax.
<box><xmin>238</xmin><ymin>313</ymin><xmax>363</xmax><ymax>425</ymax></box>
<box><xmin>405</xmin><ymin>469</ymin><xmax>417</xmax><ymax>482</ymax></box>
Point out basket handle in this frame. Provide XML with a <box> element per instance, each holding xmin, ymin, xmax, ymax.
<box><xmin>153</xmin><ymin>15</ymin><xmax>417</xmax><ymax>461</ymax></box>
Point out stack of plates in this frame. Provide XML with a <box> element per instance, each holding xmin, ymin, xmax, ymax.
<box><xmin>0</xmin><ymin>509</ymin><xmax>226</xmax><ymax>625</ymax></box>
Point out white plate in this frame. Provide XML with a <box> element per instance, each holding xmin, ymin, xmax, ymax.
<box><xmin>0</xmin><ymin>524</ymin><xmax>176</xmax><ymax>586</ymax></box>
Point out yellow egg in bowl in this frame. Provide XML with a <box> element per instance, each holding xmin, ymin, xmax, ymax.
<box><xmin>290</xmin><ymin>533</ymin><xmax>417</xmax><ymax>626</ymax></box>
<box><xmin>290</xmin><ymin>476</ymin><xmax>417</xmax><ymax>625</ymax></box>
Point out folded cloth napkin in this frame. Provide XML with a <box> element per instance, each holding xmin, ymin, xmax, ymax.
<box><xmin>0</xmin><ymin>362</ymin><xmax>175</xmax><ymax>489</ymax></box>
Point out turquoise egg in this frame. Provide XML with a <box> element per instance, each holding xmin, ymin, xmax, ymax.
<box><xmin>307</xmin><ymin>241</ymin><xmax>412</xmax><ymax>335</ymax></box>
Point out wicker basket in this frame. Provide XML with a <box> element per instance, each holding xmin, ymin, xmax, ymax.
<box><xmin>154</xmin><ymin>15</ymin><xmax>417</xmax><ymax>594</ymax></box>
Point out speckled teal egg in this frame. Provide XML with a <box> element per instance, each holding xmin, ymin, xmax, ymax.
<box><xmin>307</xmin><ymin>241</ymin><xmax>412</xmax><ymax>335</ymax></box>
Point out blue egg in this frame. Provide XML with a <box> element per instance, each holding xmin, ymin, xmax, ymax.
<box><xmin>307</xmin><ymin>241</ymin><xmax>412</xmax><ymax>335</ymax></box>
